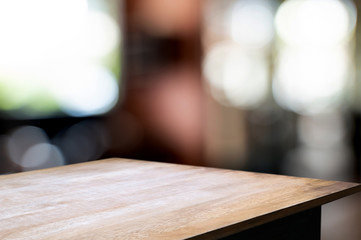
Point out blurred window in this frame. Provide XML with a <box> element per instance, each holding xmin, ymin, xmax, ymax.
<box><xmin>0</xmin><ymin>0</ymin><xmax>122</xmax><ymax>118</ymax></box>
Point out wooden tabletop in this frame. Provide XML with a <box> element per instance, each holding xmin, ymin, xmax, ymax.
<box><xmin>0</xmin><ymin>158</ymin><xmax>360</xmax><ymax>240</ymax></box>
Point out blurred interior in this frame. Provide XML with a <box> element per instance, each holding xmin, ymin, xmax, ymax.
<box><xmin>0</xmin><ymin>0</ymin><xmax>360</xmax><ymax>239</ymax></box>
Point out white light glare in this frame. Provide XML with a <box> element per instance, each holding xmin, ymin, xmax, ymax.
<box><xmin>229</xmin><ymin>0</ymin><xmax>275</xmax><ymax>48</ymax></box>
<box><xmin>0</xmin><ymin>0</ymin><xmax>88</xmax><ymax>64</ymax></box>
<box><xmin>51</xmin><ymin>64</ymin><xmax>119</xmax><ymax>117</ymax></box>
<box><xmin>203</xmin><ymin>43</ymin><xmax>269</xmax><ymax>108</ymax></box>
<box><xmin>275</xmin><ymin>0</ymin><xmax>353</xmax><ymax>46</ymax></box>
<box><xmin>0</xmin><ymin>0</ymin><xmax>121</xmax><ymax>117</ymax></box>
<box><xmin>272</xmin><ymin>48</ymin><xmax>349</xmax><ymax>115</ymax></box>
<box><xmin>83</xmin><ymin>10</ymin><xmax>120</xmax><ymax>59</ymax></box>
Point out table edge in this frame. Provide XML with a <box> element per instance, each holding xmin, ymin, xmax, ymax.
<box><xmin>187</xmin><ymin>183</ymin><xmax>361</xmax><ymax>240</ymax></box>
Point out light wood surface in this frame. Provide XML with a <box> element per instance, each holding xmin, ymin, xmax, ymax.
<box><xmin>0</xmin><ymin>158</ymin><xmax>360</xmax><ymax>240</ymax></box>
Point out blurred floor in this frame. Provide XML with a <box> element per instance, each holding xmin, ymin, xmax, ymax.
<box><xmin>322</xmin><ymin>192</ymin><xmax>361</xmax><ymax>240</ymax></box>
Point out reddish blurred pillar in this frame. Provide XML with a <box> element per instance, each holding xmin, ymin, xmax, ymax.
<box><xmin>107</xmin><ymin>0</ymin><xmax>204</xmax><ymax>166</ymax></box>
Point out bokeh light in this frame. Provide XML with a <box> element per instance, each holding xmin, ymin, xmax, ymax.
<box><xmin>203</xmin><ymin>43</ymin><xmax>269</xmax><ymax>108</ymax></box>
<box><xmin>5</xmin><ymin>126</ymin><xmax>65</xmax><ymax>170</ymax></box>
<box><xmin>3</xmin><ymin>121</ymin><xmax>109</xmax><ymax>171</ymax></box>
<box><xmin>0</xmin><ymin>0</ymin><xmax>88</xmax><ymax>64</ymax></box>
<box><xmin>285</xmin><ymin>145</ymin><xmax>353</xmax><ymax>180</ymax></box>
<box><xmin>53</xmin><ymin>121</ymin><xmax>109</xmax><ymax>164</ymax></box>
<box><xmin>273</xmin><ymin>47</ymin><xmax>350</xmax><ymax>115</ymax></box>
<box><xmin>21</xmin><ymin>143</ymin><xmax>64</xmax><ymax>171</ymax></box>
<box><xmin>50</xmin><ymin>64</ymin><xmax>119</xmax><ymax>117</ymax></box>
<box><xmin>284</xmin><ymin>113</ymin><xmax>353</xmax><ymax>180</ymax></box>
<box><xmin>203</xmin><ymin>0</ymin><xmax>276</xmax><ymax>109</ymax></box>
<box><xmin>275</xmin><ymin>0</ymin><xmax>354</xmax><ymax>46</ymax></box>
<box><xmin>0</xmin><ymin>0</ymin><xmax>121</xmax><ymax>118</ymax></box>
<box><xmin>84</xmin><ymin>10</ymin><xmax>120</xmax><ymax>59</ymax></box>
<box><xmin>297</xmin><ymin>113</ymin><xmax>346</xmax><ymax>148</ymax></box>
<box><xmin>272</xmin><ymin>0</ymin><xmax>356</xmax><ymax>115</ymax></box>
<box><xmin>229</xmin><ymin>0</ymin><xmax>275</xmax><ymax>49</ymax></box>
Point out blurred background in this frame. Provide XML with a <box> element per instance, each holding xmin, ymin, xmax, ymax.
<box><xmin>0</xmin><ymin>0</ymin><xmax>360</xmax><ymax>239</ymax></box>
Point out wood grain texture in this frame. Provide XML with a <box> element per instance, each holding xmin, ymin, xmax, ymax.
<box><xmin>0</xmin><ymin>158</ymin><xmax>360</xmax><ymax>240</ymax></box>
